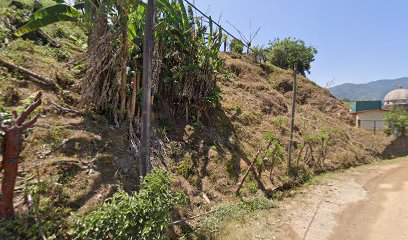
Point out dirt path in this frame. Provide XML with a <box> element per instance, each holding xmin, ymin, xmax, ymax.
<box><xmin>219</xmin><ymin>157</ymin><xmax>408</xmax><ymax>240</ymax></box>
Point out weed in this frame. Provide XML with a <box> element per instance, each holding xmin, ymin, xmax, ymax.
<box><xmin>51</xmin><ymin>48</ymin><xmax>71</xmax><ymax>62</ymax></box>
<box><xmin>1</xmin><ymin>86</ymin><xmax>20</xmax><ymax>106</ymax></box>
<box><xmin>56</xmin><ymin>72</ymin><xmax>75</xmax><ymax>89</ymax></box>
<box><xmin>234</xmin><ymin>105</ymin><xmax>242</xmax><ymax>115</ymax></box>
<box><xmin>41</xmin><ymin>127</ymin><xmax>70</xmax><ymax>149</ymax></box>
<box><xmin>0</xmin><ymin>180</ymin><xmax>71</xmax><ymax>240</ymax></box>
<box><xmin>196</xmin><ymin>197</ymin><xmax>275</xmax><ymax>236</ymax></box>
<box><xmin>54</xmin><ymin>27</ymin><xmax>67</xmax><ymax>38</ymax></box>
<box><xmin>176</xmin><ymin>153</ymin><xmax>195</xmax><ymax>178</ymax></box>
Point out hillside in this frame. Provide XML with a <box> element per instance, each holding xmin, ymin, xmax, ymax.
<box><xmin>329</xmin><ymin>77</ymin><xmax>408</xmax><ymax>101</ymax></box>
<box><xmin>0</xmin><ymin>1</ymin><xmax>401</xmax><ymax>238</ymax></box>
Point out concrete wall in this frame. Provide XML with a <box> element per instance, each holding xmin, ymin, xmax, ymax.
<box><xmin>382</xmin><ymin>136</ymin><xmax>408</xmax><ymax>159</ymax></box>
<box><xmin>356</xmin><ymin>110</ymin><xmax>386</xmax><ymax>131</ymax></box>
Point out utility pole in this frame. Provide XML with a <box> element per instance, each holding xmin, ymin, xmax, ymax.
<box><xmin>287</xmin><ymin>64</ymin><xmax>297</xmax><ymax>175</ymax></box>
<box><xmin>140</xmin><ymin>0</ymin><xmax>156</xmax><ymax>178</ymax></box>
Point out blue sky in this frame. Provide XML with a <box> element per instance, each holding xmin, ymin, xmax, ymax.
<box><xmin>194</xmin><ymin>0</ymin><xmax>408</xmax><ymax>87</ymax></box>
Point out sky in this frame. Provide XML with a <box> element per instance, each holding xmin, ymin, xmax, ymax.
<box><xmin>194</xmin><ymin>0</ymin><xmax>408</xmax><ymax>87</ymax></box>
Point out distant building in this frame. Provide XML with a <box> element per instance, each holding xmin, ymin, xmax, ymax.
<box><xmin>351</xmin><ymin>101</ymin><xmax>385</xmax><ymax>132</ymax></box>
<box><xmin>351</xmin><ymin>85</ymin><xmax>408</xmax><ymax>132</ymax></box>
<box><xmin>383</xmin><ymin>85</ymin><xmax>408</xmax><ymax>109</ymax></box>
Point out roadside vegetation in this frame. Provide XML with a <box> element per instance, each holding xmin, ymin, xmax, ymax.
<box><xmin>0</xmin><ymin>0</ymin><xmax>400</xmax><ymax>239</ymax></box>
<box><xmin>385</xmin><ymin>106</ymin><xmax>408</xmax><ymax>136</ymax></box>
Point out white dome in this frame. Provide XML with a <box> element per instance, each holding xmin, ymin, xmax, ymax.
<box><xmin>384</xmin><ymin>87</ymin><xmax>408</xmax><ymax>106</ymax></box>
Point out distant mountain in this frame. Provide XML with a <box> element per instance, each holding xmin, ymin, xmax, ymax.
<box><xmin>329</xmin><ymin>77</ymin><xmax>408</xmax><ymax>101</ymax></box>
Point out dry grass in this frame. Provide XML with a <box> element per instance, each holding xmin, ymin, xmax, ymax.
<box><xmin>0</xmin><ymin>5</ymin><xmax>398</xmax><ymax>237</ymax></box>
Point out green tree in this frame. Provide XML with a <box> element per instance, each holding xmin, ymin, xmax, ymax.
<box><xmin>267</xmin><ymin>37</ymin><xmax>317</xmax><ymax>76</ymax></box>
<box><xmin>385</xmin><ymin>106</ymin><xmax>408</xmax><ymax>136</ymax></box>
<box><xmin>250</xmin><ymin>45</ymin><xmax>268</xmax><ymax>63</ymax></box>
<box><xmin>229</xmin><ymin>38</ymin><xmax>244</xmax><ymax>54</ymax></box>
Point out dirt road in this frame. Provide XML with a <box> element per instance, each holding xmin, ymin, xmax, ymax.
<box><xmin>220</xmin><ymin>157</ymin><xmax>408</xmax><ymax>240</ymax></box>
<box><xmin>330</xmin><ymin>159</ymin><xmax>408</xmax><ymax>240</ymax></box>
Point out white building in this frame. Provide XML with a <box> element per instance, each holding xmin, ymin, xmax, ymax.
<box><xmin>352</xmin><ymin>85</ymin><xmax>408</xmax><ymax>132</ymax></box>
<box><xmin>351</xmin><ymin>101</ymin><xmax>385</xmax><ymax>132</ymax></box>
<box><xmin>383</xmin><ymin>86</ymin><xmax>408</xmax><ymax>109</ymax></box>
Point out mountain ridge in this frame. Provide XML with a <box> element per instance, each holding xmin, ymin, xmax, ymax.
<box><xmin>329</xmin><ymin>77</ymin><xmax>408</xmax><ymax>101</ymax></box>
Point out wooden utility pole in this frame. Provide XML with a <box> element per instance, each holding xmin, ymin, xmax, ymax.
<box><xmin>287</xmin><ymin>65</ymin><xmax>297</xmax><ymax>174</ymax></box>
<box><xmin>140</xmin><ymin>0</ymin><xmax>156</xmax><ymax>178</ymax></box>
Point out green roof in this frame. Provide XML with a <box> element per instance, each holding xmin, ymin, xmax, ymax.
<box><xmin>351</xmin><ymin>101</ymin><xmax>382</xmax><ymax>113</ymax></box>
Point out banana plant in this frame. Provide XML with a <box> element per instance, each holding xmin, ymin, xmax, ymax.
<box><xmin>15</xmin><ymin>3</ymin><xmax>81</xmax><ymax>36</ymax></box>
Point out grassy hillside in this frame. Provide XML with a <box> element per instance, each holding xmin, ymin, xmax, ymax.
<box><xmin>329</xmin><ymin>77</ymin><xmax>408</xmax><ymax>101</ymax></box>
<box><xmin>0</xmin><ymin>1</ymin><xmax>397</xmax><ymax>238</ymax></box>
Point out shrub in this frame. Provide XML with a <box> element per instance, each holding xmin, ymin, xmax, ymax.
<box><xmin>72</xmin><ymin>170</ymin><xmax>186</xmax><ymax>240</ymax></box>
<box><xmin>385</xmin><ymin>106</ymin><xmax>408</xmax><ymax>136</ymax></box>
<box><xmin>229</xmin><ymin>38</ymin><xmax>244</xmax><ymax>54</ymax></box>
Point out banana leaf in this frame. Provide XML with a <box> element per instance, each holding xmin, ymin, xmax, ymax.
<box><xmin>15</xmin><ymin>4</ymin><xmax>81</xmax><ymax>37</ymax></box>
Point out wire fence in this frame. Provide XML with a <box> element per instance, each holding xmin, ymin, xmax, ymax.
<box><xmin>182</xmin><ymin>0</ymin><xmax>255</xmax><ymax>52</ymax></box>
<box><xmin>357</xmin><ymin>120</ymin><xmax>386</xmax><ymax>133</ymax></box>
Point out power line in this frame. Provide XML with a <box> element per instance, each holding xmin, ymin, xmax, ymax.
<box><xmin>182</xmin><ymin>0</ymin><xmax>253</xmax><ymax>50</ymax></box>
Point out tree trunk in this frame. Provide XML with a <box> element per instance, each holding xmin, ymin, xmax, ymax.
<box><xmin>119</xmin><ymin>13</ymin><xmax>129</xmax><ymax>116</ymax></box>
<box><xmin>0</xmin><ymin>127</ymin><xmax>21</xmax><ymax>218</ymax></box>
<box><xmin>129</xmin><ymin>70</ymin><xmax>140</xmax><ymax>120</ymax></box>
<box><xmin>0</xmin><ymin>92</ymin><xmax>42</xmax><ymax>219</ymax></box>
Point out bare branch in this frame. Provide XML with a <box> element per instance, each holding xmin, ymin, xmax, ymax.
<box><xmin>20</xmin><ymin>113</ymin><xmax>41</xmax><ymax>131</ymax></box>
<box><xmin>227</xmin><ymin>21</ymin><xmax>249</xmax><ymax>43</ymax></box>
<box><xmin>49</xmin><ymin>100</ymin><xmax>82</xmax><ymax>115</ymax></box>
<box><xmin>250</xmin><ymin>27</ymin><xmax>262</xmax><ymax>42</ymax></box>
<box><xmin>16</xmin><ymin>92</ymin><xmax>42</xmax><ymax>126</ymax></box>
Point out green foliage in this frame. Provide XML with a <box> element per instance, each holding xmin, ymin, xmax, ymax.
<box><xmin>126</xmin><ymin>0</ymin><xmax>225</xmax><ymax>118</ymax></box>
<box><xmin>1</xmin><ymin>86</ymin><xmax>21</xmax><ymax>106</ymax></box>
<box><xmin>256</xmin><ymin>132</ymin><xmax>284</xmax><ymax>172</ymax></box>
<box><xmin>0</xmin><ymin>180</ymin><xmax>71</xmax><ymax>240</ymax></box>
<box><xmin>176</xmin><ymin>153</ymin><xmax>194</xmax><ymax>177</ymax></box>
<box><xmin>250</xmin><ymin>45</ymin><xmax>268</xmax><ymax>63</ymax></box>
<box><xmin>0</xmin><ymin>91</ymin><xmax>42</xmax><ymax>126</ymax></box>
<box><xmin>49</xmin><ymin>47</ymin><xmax>71</xmax><ymax>62</ymax></box>
<box><xmin>385</xmin><ymin>106</ymin><xmax>408</xmax><ymax>136</ymax></box>
<box><xmin>267</xmin><ymin>37</ymin><xmax>317</xmax><ymax>75</ymax></box>
<box><xmin>196</xmin><ymin>197</ymin><xmax>275</xmax><ymax>235</ymax></box>
<box><xmin>298</xmin><ymin>127</ymin><xmax>340</xmax><ymax>171</ymax></box>
<box><xmin>15</xmin><ymin>3</ymin><xmax>81</xmax><ymax>36</ymax></box>
<box><xmin>229</xmin><ymin>38</ymin><xmax>244</xmax><ymax>54</ymax></box>
<box><xmin>72</xmin><ymin>170</ymin><xmax>186</xmax><ymax>240</ymax></box>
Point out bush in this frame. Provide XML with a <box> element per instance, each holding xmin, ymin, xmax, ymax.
<box><xmin>72</xmin><ymin>170</ymin><xmax>186</xmax><ymax>240</ymax></box>
<box><xmin>229</xmin><ymin>38</ymin><xmax>244</xmax><ymax>54</ymax></box>
<box><xmin>385</xmin><ymin>106</ymin><xmax>408</xmax><ymax>136</ymax></box>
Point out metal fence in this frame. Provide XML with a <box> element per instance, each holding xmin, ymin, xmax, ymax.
<box><xmin>357</xmin><ymin>120</ymin><xmax>386</xmax><ymax>133</ymax></box>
